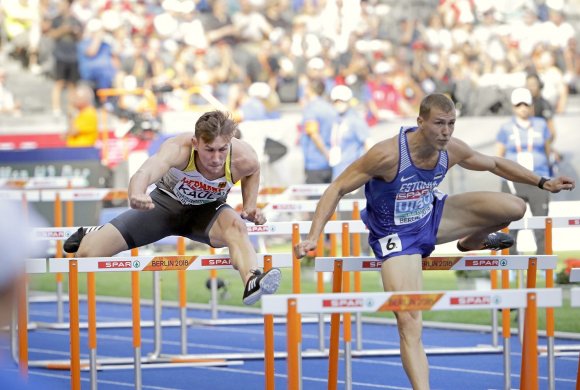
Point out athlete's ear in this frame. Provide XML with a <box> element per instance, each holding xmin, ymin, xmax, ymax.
<box><xmin>416</xmin><ymin>115</ymin><xmax>423</xmax><ymax>128</ymax></box>
<box><xmin>191</xmin><ymin>136</ymin><xmax>198</xmax><ymax>149</ymax></box>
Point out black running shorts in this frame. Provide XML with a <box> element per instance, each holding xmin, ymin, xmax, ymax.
<box><xmin>109</xmin><ymin>188</ymin><xmax>232</xmax><ymax>249</ymax></box>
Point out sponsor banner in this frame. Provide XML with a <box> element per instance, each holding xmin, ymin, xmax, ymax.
<box><xmin>246</xmin><ymin>224</ymin><xmax>277</xmax><ymax>234</ymax></box>
<box><xmin>322</xmin><ymin>298</ymin><xmax>365</xmax><ymax>308</ymax></box>
<box><xmin>378</xmin><ymin>293</ymin><xmax>443</xmax><ymax>312</ymax></box>
<box><xmin>422</xmin><ymin>257</ymin><xmax>462</xmax><ymax>270</ymax></box>
<box><xmin>568</xmin><ymin>219</ymin><xmax>580</xmax><ymax>226</ymax></box>
<box><xmin>361</xmin><ymin>260</ymin><xmax>383</xmax><ymax>269</ymax></box>
<box><xmin>143</xmin><ymin>256</ymin><xmax>197</xmax><ymax>271</ymax></box>
<box><xmin>33</xmin><ymin>228</ymin><xmax>76</xmax><ymax>240</ymax></box>
<box><xmin>449</xmin><ymin>295</ymin><xmax>493</xmax><ymax>306</ymax></box>
<box><xmin>98</xmin><ymin>260</ymin><xmax>136</xmax><ymax>269</ymax></box>
<box><xmin>464</xmin><ymin>258</ymin><xmax>507</xmax><ymax>268</ymax></box>
<box><xmin>200</xmin><ymin>257</ymin><xmax>232</xmax><ymax>267</ymax></box>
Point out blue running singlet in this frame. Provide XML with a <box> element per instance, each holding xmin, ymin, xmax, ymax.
<box><xmin>361</xmin><ymin>126</ymin><xmax>449</xmax><ymax>260</ymax></box>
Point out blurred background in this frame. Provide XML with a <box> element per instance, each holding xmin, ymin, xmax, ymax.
<box><xmin>0</xmin><ymin>0</ymin><xmax>579</xmax><ymax>228</ymax></box>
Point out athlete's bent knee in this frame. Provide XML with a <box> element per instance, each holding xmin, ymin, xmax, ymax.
<box><xmin>507</xmin><ymin>195</ymin><xmax>527</xmax><ymax>221</ymax></box>
<box><xmin>395</xmin><ymin>311</ymin><xmax>422</xmax><ymax>341</ymax></box>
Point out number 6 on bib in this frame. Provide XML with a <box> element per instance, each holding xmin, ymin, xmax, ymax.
<box><xmin>378</xmin><ymin>233</ymin><xmax>402</xmax><ymax>257</ymax></box>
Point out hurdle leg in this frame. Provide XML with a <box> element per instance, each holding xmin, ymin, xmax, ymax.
<box><xmin>209</xmin><ymin>247</ymin><xmax>219</xmax><ymax>320</ymax></box>
<box><xmin>341</xmin><ymin>223</ymin><xmax>353</xmax><ymax>390</ymax></box>
<box><xmin>263</xmin><ymin>256</ymin><xmax>275</xmax><ymax>390</ymax></box>
<box><xmin>520</xmin><ymin>258</ymin><xmax>539</xmax><ymax>390</ymax></box>
<box><xmin>69</xmin><ymin>260</ymin><xmax>81</xmax><ymax>390</ymax></box>
<box><xmin>502</xmin><ymin>270</ymin><xmax>511</xmax><ymax>390</ymax></box>
<box><xmin>287</xmin><ymin>298</ymin><xmax>300</xmax><ymax>390</ymax></box>
<box><xmin>132</xmin><ymin>270</ymin><xmax>142</xmax><ymax>389</ymax></box>
<box><xmin>291</xmin><ymin>224</ymin><xmax>303</xmax><ymax>384</ymax></box>
<box><xmin>149</xmin><ymin>271</ymin><xmax>162</xmax><ymax>359</ymax></box>
<box><xmin>545</xmin><ymin>218</ymin><xmax>556</xmax><ymax>390</ymax></box>
<box><xmin>177</xmin><ymin>237</ymin><xmax>188</xmax><ymax>355</ymax></box>
<box><xmin>18</xmin><ymin>274</ymin><xmax>28</xmax><ymax>377</ymax></box>
<box><xmin>328</xmin><ymin>260</ymin><xmax>343</xmax><ymax>390</ymax></box>
<box><xmin>54</xmin><ymin>192</ymin><xmax>65</xmax><ymax>324</ymax></box>
<box><xmin>490</xmin><ymin>267</ymin><xmax>499</xmax><ymax>348</ymax></box>
<box><xmin>316</xmin><ymin>234</ymin><xmax>325</xmax><ymax>352</ymax></box>
<box><xmin>87</xmin><ymin>272</ymin><xmax>98</xmax><ymax>390</ymax></box>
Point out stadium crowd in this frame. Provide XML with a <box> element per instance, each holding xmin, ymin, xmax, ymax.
<box><xmin>0</xmin><ymin>0</ymin><xmax>578</xmax><ymax>122</ymax></box>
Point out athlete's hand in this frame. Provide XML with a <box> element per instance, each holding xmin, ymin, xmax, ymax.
<box><xmin>294</xmin><ymin>240</ymin><xmax>317</xmax><ymax>259</ymax></box>
<box><xmin>545</xmin><ymin>176</ymin><xmax>575</xmax><ymax>193</ymax></box>
<box><xmin>129</xmin><ymin>193</ymin><xmax>155</xmax><ymax>210</ymax></box>
<box><xmin>241</xmin><ymin>208</ymin><xmax>266</xmax><ymax>225</ymax></box>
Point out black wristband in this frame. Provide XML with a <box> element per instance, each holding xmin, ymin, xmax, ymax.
<box><xmin>538</xmin><ymin>177</ymin><xmax>549</xmax><ymax>189</ymax></box>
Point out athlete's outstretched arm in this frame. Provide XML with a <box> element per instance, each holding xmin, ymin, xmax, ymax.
<box><xmin>236</xmin><ymin>141</ymin><xmax>265</xmax><ymax>225</ymax></box>
<box><xmin>295</xmin><ymin>141</ymin><xmax>394</xmax><ymax>258</ymax></box>
<box><xmin>128</xmin><ymin>135</ymin><xmax>192</xmax><ymax>209</ymax></box>
<box><xmin>450</xmin><ymin>138</ymin><xmax>575</xmax><ymax>193</ymax></box>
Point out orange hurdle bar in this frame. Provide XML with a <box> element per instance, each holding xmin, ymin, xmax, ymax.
<box><xmin>263</xmin><ymin>255</ymin><xmax>275</xmax><ymax>390</ymax></box>
<box><xmin>328</xmin><ymin>260</ymin><xmax>343</xmax><ymax>390</ymax></box>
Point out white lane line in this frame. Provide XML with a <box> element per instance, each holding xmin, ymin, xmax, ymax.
<box><xmin>355</xmin><ymin>358</ymin><xmax>577</xmax><ymax>383</ymax></box>
<box><xmin>3</xmin><ymin>367</ymin><xmax>182</xmax><ymax>389</ymax></box>
<box><xmin>192</xmin><ymin>365</ymin><xmax>411</xmax><ymax>389</ymax></box>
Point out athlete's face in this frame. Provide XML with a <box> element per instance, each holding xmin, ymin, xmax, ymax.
<box><xmin>193</xmin><ymin>135</ymin><xmax>231</xmax><ymax>176</ymax></box>
<box><xmin>417</xmin><ymin>108</ymin><xmax>455</xmax><ymax>151</ymax></box>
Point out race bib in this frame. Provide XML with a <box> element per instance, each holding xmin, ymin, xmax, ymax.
<box><xmin>378</xmin><ymin>233</ymin><xmax>403</xmax><ymax>257</ymax></box>
<box><xmin>517</xmin><ymin>152</ymin><xmax>534</xmax><ymax>171</ymax></box>
<box><xmin>329</xmin><ymin>146</ymin><xmax>341</xmax><ymax>167</ymax></box>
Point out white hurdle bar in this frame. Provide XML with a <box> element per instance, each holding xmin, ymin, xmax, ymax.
<box><xmin>262</xmin><ymin>288</ymin><xmax>562</xmax><ymax>390</ymax></box>
<box><xmin>315</xmin><ymin>255</ymin><xmax>556</xmax><ymax>348</ymax></box>
<box><xmin>570</xmin><ymin>268</ymin><xmax>580</xmax><ymax>283</ymax></box>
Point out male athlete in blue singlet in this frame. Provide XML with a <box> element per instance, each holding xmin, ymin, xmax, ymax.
<box><xmin>295</xmin><ymin>94</ymin><xmax>575</xmax><ymax>389</ymax></box>
<box><xmin>64</xmin><ymin>111</ymin><xmax>281</xmax><ymax>305</ymax></box>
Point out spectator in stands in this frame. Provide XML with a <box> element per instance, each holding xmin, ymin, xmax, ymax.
<box><xmin>0</xmin><ymin>69</ymin><xmax>22</xmax><ymax>116</ymax></box>
<box><xmin>49</xmin><ymin>0</ymin><xmax>82</xmax><ymax>117</ymax></box>
<box><xmin>329</xmin><ymin>85</ymin><xmax>371</xmax><ymax>180</ymax></box>
<box><xmin>3</xmin><ymin>0</ymin><xmax>41</xmax><ymax>73</ymax></box>
<box><xmin>77</xmin><ymin>18</ymin><xmax>116</xmax><ymax>99</ymax></box>
<box><xmin>496</xmin><ymin>87</ymin><xmax>553</xmax><ymax>254</ymax></box>
<box><xmin>236</xmin><ymin>82</ymin><xmax>280</xmax><ymax>121</ymax></box>
<box><xmin>365</xmin><ymin>60</ymin><xmax>414</xmax><ymax>126</ymax></box>
<box><xmin>64</xmin><ymin>83</ymin><xmax>98</xmax><ymax>147</ymax></box>
<box><xmin>300</xmin><ymin>78</ymin><xmax>336</xmax><ymax>185</ymax></box>
<box><xmin>526</xmin><ymin>73</ymin><xmax>557</xmax><ymax>143</ymax></box>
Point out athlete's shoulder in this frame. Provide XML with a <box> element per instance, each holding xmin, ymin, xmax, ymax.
<box><xmin>446</xmin><ymin>137</ymin><xmax>475</xmax><ymax>165</ymax></box>
<box><xmin>362</xmin><ymin>136</ymin><xmax>399</xmax><ymax>172</ymax></box>
<box><xmin>230</xmin><ymin>137</ymin><xmax>259</xmax><ymax>173</ymax></box>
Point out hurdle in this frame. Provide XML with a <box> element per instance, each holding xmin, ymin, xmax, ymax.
<box><xmin>19</xmin><ymin>253</ymin><xmax>293</xmax><ymax>390</ymax></box>
<box><xmin>262</xmin><ymin>287</ymin><xmax>563</xmax><ymax>390</ymax></box>
<box><xmin>569</xmin><ymin>278</ymin><xmax>580</xmax><ymax>390</ymax></box>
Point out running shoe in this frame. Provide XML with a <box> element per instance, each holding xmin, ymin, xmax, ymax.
<box><xmin>242</xmin><ymin>268</ymin><xmax>281</xmax><ymax>305</ymax></box>
<box><xmin>457</xmin><ymin>232</ymin><xmax>514</xmax><ymax>252</ymax></box>
<box><xmin>63</xmin><ymin>227</ymin><xmax>85</xmax><ymax>254</ymax></box>
<box><xmin>481</xmin><ymin>232</ymin><xmax>514</xmax><ymax>251</ymax></box>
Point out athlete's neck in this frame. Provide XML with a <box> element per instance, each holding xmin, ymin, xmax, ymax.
<box><xmin>407</xmin><ymin>131</ymin><xmax>439</xmax><ymax>169</ymax></box>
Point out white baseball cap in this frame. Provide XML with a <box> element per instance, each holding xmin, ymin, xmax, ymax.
<box><xmin>511</xmin><ymin>87</ymin><xmax>532</xmax><ymax>106</ymax></box>
<box><xmin>330</xmin><ymin>85</ymin><xmax>353</xmax><ymax>102</ymax></box>
<box><xmin>374</xmin><ymin>61</ymin><xmax>392</xmax><ymax>74</ymax></box>
<box><xmin>248</xmin><ymin>82</ymin><xmax>271</xmax><ymax>99</ymax></box>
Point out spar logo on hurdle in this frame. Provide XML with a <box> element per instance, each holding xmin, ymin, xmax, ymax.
<box><xmin>465</xmin><ymin>258</ymin><xmax>508</xmax><ymax>267</ymax></box>
<box><xmin>362</xmin><ymin>261</ymin><xmax>382</xmax><ymax>269</ymax></box>
<box><xmin>450</xmin><ymin>295</ymin><xmax>502</xmax><ymax>306</ymax></box>
<box><xmin>201</xmin><ymin>258</ymin><xmax>232</xmax><ymax>267</ymax></box>
<box><xmin>247</xmin><ymin>225</ymin><xmax>276</xmax><ymax>233</ymax></box>
<box><xmin>98</xmin><ymin>260</ymin><xmax>134</xmax><ymax>269</ymax></box>
<box><xmin>322</xmin><ymin>298</ymin><xmax>365</xmax><ymax>308</ymax></box>
<box><xmin>34</xmin><ymin>230</ymin><xmax>72</xmax><ymax>239</ymax></box>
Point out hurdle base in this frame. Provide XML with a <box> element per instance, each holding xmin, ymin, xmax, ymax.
<box><xmin>34</xmin><ymin>318</ymin><xmax>194</xmax><ymax>330</ymax></box>
<box><xmin>351</xmin><ymin>345</ymin><xmax>503</xmax><ymax>357</ymax></box>
<box><xmin>188</xmin><ymin>313</ymin><xmax>330</xmax><ymax>326</ymax></box>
